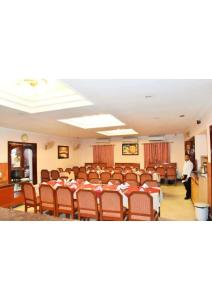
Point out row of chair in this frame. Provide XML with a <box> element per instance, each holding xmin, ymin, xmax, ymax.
<box><xmin>22</xmin><ymin>182</ymin><xmax>158</xmax><ymax>221</ymax></box>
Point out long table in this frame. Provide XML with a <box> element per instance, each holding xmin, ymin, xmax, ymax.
<box><xmin>46</xmin><ymin>181</ymin><xmax>163</xmax><ymax>212</ymax></box>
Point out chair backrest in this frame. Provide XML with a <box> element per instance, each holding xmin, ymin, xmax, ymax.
<box><xmin>108</xmin><ymin>179</ymin><xmax>122</xmax><ymax>185</ymax></box>
<box><xmin>50</xmin><ymin>170</ymin><xmax>60</xmax><ymax>180</ymax></box>
<box><xmin>140</xmin><ymin>173</ymin><xmax>153</xmax><ymax>185</ymax></box>
<box><xmin>76</xmin><ymin>189</ymin><xmax>98</xmax><ymax>220</ymax></box>
<box><xmin>55</xmin><ymin>186</ymin><xmax>74</xmax><ymax>208</ymax></box>
<box><xmin>112</xmin><ymin>173</ymin><xmax>123</xmax><ymax>182</ymax></box>
<box><xmin>128</xmin><ymin>192</ymin><xmax>154</xmax><ymax>221</ymax></box>
<box><xmin>156</xmin><ymin>167</ymin><xmax>166</xmax><ymax>176</ymax></box>
<box><xmin>22</xmin><ymin>182</ymin><xmax>37</xmax><ymax>204</ymax></box>
<box><xmin>65</xmin><ymin>168</ymin><xmax>72</xmax><ymax>173</ymax></box>
<box><xmin>107</xmin><ymin>167</ymin><xmax>114</xmax><ymax>172</ymax></box>
<box><xmin>146</xmin><ymin>167</ymin><xmax>155</xmax><ymax>172</ymax></box>
<box><xmin>77</xmin><ymin>172</ymin><xmax>87</xmax><ymax>180</ymax></box>
<box><xmin>89</xmin><ymin>178</ymin><xmax>102</xmax><ymax>184</ymax></box>
<box><xmin>41</xmin><ymin>169</ymin><xmax>50</xmax><ymax>182</ymax></box>
<box><xmin>100</xmin><ymin>172</ymin><xmax>111</xmax><ymax>184</ymax></box>
<box><xmin>143</xmin><ymin>180</ymin><xmax>159</xmax><ymax>187</ymax></box>
<box><xmin>125</xmin><ymin>173</ymin><xmax>137</xmax><ymax>181</ymax></box>
<box><xmin>124</xmin><ymin>167</ymin><xmax>132</xmax><ymax>172</ymax></box>
<box><xmin>125</xmin><ymin>180</ymin><xmax>138</xmax><ymax>187</ymax></box>
<box><xmin>167</xmin><ymin>167</ymin><xmax>177</xmax><ymax>177</ymax></box>
<box><xmin>88</xmin><ymin>172</ymin><xmax>99</xmax><ymax>180</ymax></box>
<box><xmin>99</xmin><ymin>191</ymin><xmax>124</xmax><ymax>220</ymax></box>
<box><xmin>79</xmin><ymin>167</ymin><xmax>86</xmax><ymax>172</ymax></box>
<box><xmin>39</xmin><ymin>184</ymin><xmax>55</xmax><ymax>206</ymax></box>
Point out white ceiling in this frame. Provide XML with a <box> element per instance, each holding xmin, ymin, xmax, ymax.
<box><xmin>0</xmin><ymin>79</ymin><xmax>211</xmax><ymax>139</ymax></box>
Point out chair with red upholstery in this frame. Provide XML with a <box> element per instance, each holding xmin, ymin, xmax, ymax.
<box><xmin>55</xmin><ymin>186</ymin><xmax>77</xmax><ymax>219</ymax></box>
<box><xmin>166</xmin><ymin>167</ymin><xmax>177</xmax><ymax>184</ymax></box>
<box><xmin>140</xmin><ymin>173</ymin><xmax>153</xmax><ymax>185</ymax></box>
<box><xmin>100</xmin><ymin>172</ymin><xmax>111</xmax><ymax>184</ymax></box>
<box><xmin>22</xmin><ymin>182</ymin><xmax>40</xmax><ymax>213</ymax></box>
<box><xmin>88</xmin><ymin>172</ymin><xmax>99</xmax><ymax>181</ymax></box>
<box><xmin>112</xmin><ymin>173</ymin><xmax>123</xmax><ymax>183</ymax></box>
<box><xmin>108</xmin><ymin>179</ymin><xmax>122</xmax><ymax>185</ymax></box>
<box><xmin>128</xmin><ymin>191</ymin><xmax>159</xmax><ymax>221</ymax></box>
<box><xmin>76</xmin><ymin>190</ymin><xmax>99</xmax><ymax>220</ymax></box>
<box><xmin>143</xmin><ymin>180</ymin><xmax>159</xmax><ymax>187</ymax></box>
<box><xmin>156</xmin><ymin>167</ymin><xmax>166</xmax><ymax>181</ymax></box>
<box><xmin>50</xmin><ymin>170</ymin><xmax>60</xmax><ymax>180</ymax></box>
<box><xmin>125</xmin><ymin>173</ymin><xmax>137</xmax><ymax>182</ymax></box>
<box><xmin>41</xmin><ymin>169</ymin><xmax>50</xmax><ymax>182</ymax></box>
<box><xmin>77</xmin><ymin>172</ymin><xmax>87</xmax><ymax>181</ymax></box>
<box><xmin>89</xmin><ymin>178</ymin><xmax>102</xmax><ymax>184</ymax></box>
<box><xmin>99</xmin><ymin>191</ymin><xmax>127</xmax><ymax>221</ymax></box>
<box><xmin>125</xmin><ymin>180</ymin><xmax>138</xmax><ymax>187</ymax></box>
<box><xmin>146</xmin><ymin>166</ymin><xmax>155</xmax><ymax>172</ymax></box>
<box><xmin>39</xmin><ymin>184</ymin><xmax>56</xmax><ymax>216</ymax></box>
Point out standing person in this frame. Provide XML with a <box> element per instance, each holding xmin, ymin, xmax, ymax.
<box><xmin>182</xmin><ymin>154</ymin><xmax>194</xmax><ymax>200</ymax></box>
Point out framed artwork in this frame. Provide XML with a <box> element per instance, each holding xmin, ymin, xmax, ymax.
<box><xmin>58</xmin><ymin>145</ymin><xmax>69</xmax><ymax>159</ymax></box>
<box><xmin>122</xmin><ymin>143</ymin><xmax>139</xmax><ymax>155</ymax></box>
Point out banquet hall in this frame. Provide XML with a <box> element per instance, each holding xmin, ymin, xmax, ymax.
<box><xmin>0</xmin><ymin>79</ymin><xmax>211</xmax><ymax>221</ymax></box>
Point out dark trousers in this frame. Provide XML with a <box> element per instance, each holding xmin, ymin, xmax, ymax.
<box><xmin>184</xmin><ymin>177</ymin><xmax>191</xmax><ymax>198</ymax></box>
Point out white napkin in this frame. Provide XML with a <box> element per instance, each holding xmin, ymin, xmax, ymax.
<box><xmin>71</xmin><ymin>184</ymin><xmax>77</xmax><ymax>189</ymax></box>
<box><xmin>84</xmin><ymin>181</ymin><xmax>90</xmax><ymax>184</ymax></box>
<box><xmin>70</xmin><ymin>179</ymin><xmax>76</xmax><ymax>184</ymax></box>
<box><xmin>119</xmin><ymin>184</ymin><xmax>128</xmax><ymax>190</ymax></box>
<box><xmin>108</xmin><ymin>181</ymin><xmax>113</xmax><ymax>186</ymax></box>
<box><xmin>57</xmin><ymin>179</ymin><xmax>63</xmax><ymax>182</ymax></box>
<box><xmin>124</xmin><ymin>182</ymin><xmax>130</xmax><ymax>187</ymax></box>
<box><xmin>142</xmin><ymin>183</ymin><xmax>149</xmax><ymax>188</ymax></box>
<box><xmin>42</xmin><ymin>182</ymin><xmax>48</xmax><ymax>185</ymax></box>
<box><xmin>95</xmin><ymin>186</ymin><xmax>103</xmax><ymax>191</ymax></box>
<box><xmin>54</xmin><ymin>183</ymin><xmax>60</xmax><ymax>188</ymax></box>
<box><xmin>139</xmin><ymin>187</ymin><xmax>145</xmax><ymax>192</ymax></box>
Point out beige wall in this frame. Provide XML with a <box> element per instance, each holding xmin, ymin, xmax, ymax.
<box><xmin>76</xmin><ymin>134</ymin><xmax>185</xmax><ymax>176</ymax></box>
<box><xmin>0</xmin><ymin>127</ymin><xmax>78</xmax><ymax>183</ymax></box>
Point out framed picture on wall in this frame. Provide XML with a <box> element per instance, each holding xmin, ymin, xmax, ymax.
<box><xmin>122</xmin><ymin>143</ymin><xmax>139</xmax><ymax>155</ymax></box>
<box><xmin>58</xmin><ymin>145</ymin><xmax>69</xmax><ymax>159</ymax></box>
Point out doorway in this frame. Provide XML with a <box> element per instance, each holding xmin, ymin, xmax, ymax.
<box><xmin>8</xmin><ymin>141</ymin><xmax>37</xmax><ymax>185</ymax></box>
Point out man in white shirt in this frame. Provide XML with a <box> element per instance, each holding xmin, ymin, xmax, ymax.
<box><xmin>182</xmin><ymin>154</ymin><xmax>194</xmax><ymax>200</ymax></box>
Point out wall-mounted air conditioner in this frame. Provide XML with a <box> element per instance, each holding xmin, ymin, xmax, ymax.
<box><xmin>95</xmin><ymin>138</ymin><xmax>111</xmax><ymax>144</ymax></box>
<box><xmin>122</xmin><ymin>136</ymin><xmax>139</xmax><ymax>143</ymax></box>
<box><xmin>148</xmin><ymin>136</ymin><xmax>165</xmax><ymax>142</ymax></box>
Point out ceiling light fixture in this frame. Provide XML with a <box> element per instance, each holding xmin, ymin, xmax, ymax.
<box><xmin>97</xmin><ymin>128</ymin><xmax>138</xmax><ymax>136</ymax></box>
<box><xmin>59</xmin><ymin>114</ymin><xmax>125</xmax><ymax>129</ymax></box>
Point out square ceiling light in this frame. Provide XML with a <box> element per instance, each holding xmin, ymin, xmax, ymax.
<box><xmin>97</xmin><ymin>128</ymin><xmax>138</xmax><ymax>136</ymax></box>
<box><xmin>0</xmin><ymin>80</ymin><xmax>93</xmax><ymax>113</ymax></box>
<box><xmin>58</xmin><ymin>114</ymin><xmax>125</xmax><ymax>129</ymax></box>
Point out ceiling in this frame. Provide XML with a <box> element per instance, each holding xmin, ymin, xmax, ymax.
<box><xmin>0</xmin><ymin>79</ymin><xmax>211</xmax><ymax>139</ymax></box>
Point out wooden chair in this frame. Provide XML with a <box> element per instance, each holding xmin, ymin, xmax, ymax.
<box><xmin>125</xmin><ymin>173</ymin><xmax>137</xmax><ymax>181</ymax></box>
<box><xmin>156</xmin><ymin>167</ymin><xmax>166</xmax><ymax>181</ymax></box>
<box><xmin>143</xmin><ymin>180</ymin><xmax>159</xmax><ymax>187</ymax></box>
<box><xmin>89</xmin><ymin>178</ymin><xmax>102</xmax><ymax>184</ymax></box>
<box><xmin>99</xmin><ymin>191</ymin><xmax>127</xmax><ymax>221</ymax></box>
<box><xmin>65</xmin><ymin>168</ymin><xmax>73</xmax><ymax>173</ymax></box>
<box><xmin>125</xmin><ymin>180</ymin><xmax>138</xmax><ymax>187</ymax></box>
<box><xmin>50</xmin><ymin>170</ymin><xmax>60</xmax><ymax>180</ymax></box>
<box><xmin>55</xmin><ymin>186</ymin><xmax>77</xmax><ymax>219</ymax></box>
<box><xmin>76</xmin><ymin>190</ymin><xmax>99</xmax><ymax>220</ymax></box>
<box><xmin>79</xmin><ymin>167</ymin><xmax>86</xmax><ymax>172</ymax></box>
<box><xmin>166</xmin><ymin>167</ymin><xmax>177</xmax><ymax>184</ymax></box>
<box><xmin>100</xmin><ymin>172</ymin><xmax>111</xmax><ymax>184</ymax></box>
<box><xmin>41</xmin><ymin>169</ymin><xmax>50</xmax><ymax>182</ymax></box>
<box><xmin>39</xmin><ymin>184</ymin><xmax>56</xmax><ymax>216</ymax></box>
<box><xmin>112</xmin><ymin>173</ymin><xmax>123</xmax><ymax>183</ymax></box>
<box><xmin>146</xmin><ymin>166</ymin><xmax>155</xmax><ymax>172</ymax></box>
<box><xmin>140</xmin><ymin>173</ymin><xmax>153</xmax><ymax>185</ymax></box>
<box><xmin>107</xmin><ymin>167</ymin><xmax>114</xmax><ymax>172</ymax></box>
<box><xmin>128</xmin><ymin>191</ymin><xmax>159</xmax><ymax>221</ymax></box>
<box><xmin>108</xmin><ymin>179</ymin><xmax>122</xmax><ymax>185</ymax></box>
<box><xmin>88</xmin><ymin>172</ymin><xmax>99</xmax><ymax>181</ymax></box>
<box><xmin>22</xmin><ymin>182</ymin><xmax>40</xmax><ymax>213</ymax></box>
<box><xmin>77</xmin><ymin>172</ymin><xmax>87</xmax><ymax>181</ymax></box>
